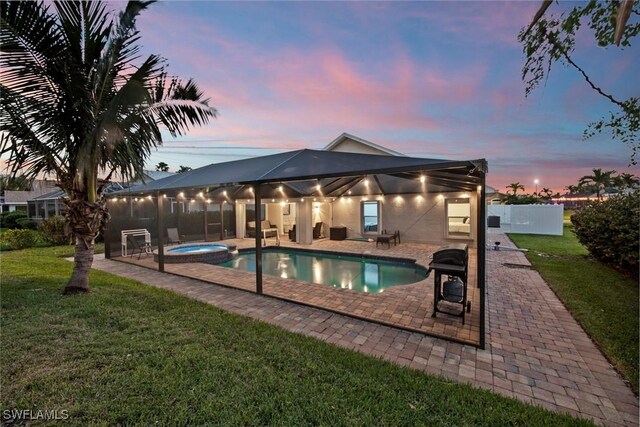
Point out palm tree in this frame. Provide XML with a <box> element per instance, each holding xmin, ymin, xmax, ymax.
<box><xmin>0</xmin><ymin>174</ymin><xmax>34</xmax><ymax>191</ymax></box>
<box><xmin>540</xmin><ymin>187</ymin><xmax>553</xmax><ymax>200</ymax></box>
<box><xmin>0</xmin><ymin>1</ymin><xmax>217</xmax><ymax>294</ymax></box>
<box><xmin>155</xmin><ymin>162</ymin><xmax>170</xmax><ymax>172</ymax></box>
<box><xmin>579</xmin><ymin>169</ymin><xmax>616</xmax><ymax>201</ymax></box>
<box><xmin>564</xmin><ymin>184</ymin><xmax>579</xmax><ymax>194</ymax></box>
<box><xmin>176</xmin><ymin>165</ymin><xmax>192</xmax><ymax>173</ymax></box>
<box><xmin>617</xmin><ymin>173</ymin><xmax>638</xmax><ymax>190</ymax></box>
<box><xmin>506</xmin><ymin>182</ymin><xmax>525</xmax><ymax>196</ymax></box>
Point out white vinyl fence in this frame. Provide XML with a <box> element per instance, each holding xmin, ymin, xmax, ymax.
<box><xmin>487</xmin><ymin>204</ymin><xmax>564</xmax><ymax>236</ymax></box>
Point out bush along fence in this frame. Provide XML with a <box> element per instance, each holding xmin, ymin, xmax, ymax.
<box><xmin>571</xmin><ymin>191</ymin><xmax>639</xmax><ymax>277</ymax></box>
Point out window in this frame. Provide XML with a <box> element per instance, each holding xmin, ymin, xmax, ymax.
<box><xmin>37</xmin><ymin>201</ymin><xmax>45</xmax><ymax>219</ymax></box>
<box><xmin>245</xmin><ymin>203</ymin><xmax>266</xmax><ymax>225</ymax></box>
<box><xmin>28</xmin><ymin>202</ymin><xmax>36</xmax><ymax>218</ymax></box>
<box><xmin>446</xmin><ymin>198</ymin><xmax>471</xmax><ymax>237</ymax></box>
<box><xmin>222</xmin><ymin>203</ymin><xmax>236</xmax><ymax>238</ymax></box>
<box><xmin>361</xmin><ymin>201</ymin><xmax>380</xmax><ymax>233</ymax></box>
<box><xmin>46</xmin><ymin>200</ymin><xmax>57</xmax><ymax>218</ymax></box>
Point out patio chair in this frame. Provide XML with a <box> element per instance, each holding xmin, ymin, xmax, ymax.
<box><xmin>288</xmin><ymin>224</ymin><xmax>296</xmax><ymax>241</ymax></box>
<box><xmin>167</xmin><ymin>227</ymin><xmax>185</xmax><ymax>245</ymax></box>
<box><xmin>261</xmin><ymin>220</ymin><xmax>278</xmax><ymax>238</ymax></box>
<box><xmin>128</xmin><ymin>235</ymin><xmax>153</xmax><ymax>259</ymax></box>
<box><xmin>376</xmin><ymin>232</ymin><xmax>392</xmax><ymax>249</ymax></box>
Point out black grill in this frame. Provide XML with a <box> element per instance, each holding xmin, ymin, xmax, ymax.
<box><xmin>428</xmin><ymin>243</ymin><xmax>470</xmax><ymax>324</ymax></box>
<box><xmin>432</xmin><ymin>244</ymin><xmax>468</xmax><ymax>266</ymax></box>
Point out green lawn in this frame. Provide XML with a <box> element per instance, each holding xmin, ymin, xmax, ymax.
<box><xmin>0</xmin><ymin>246</ymin><xmax>590</xmax><ymax>425</ymax></box>
<box><xmin>563</xmin><ymin>209</ymin><xmax>575</xmax><ymax>222</ymax></box>
<box><xmin>509</xmin><ymin>225</ymin><xmax>639</xmax><ymax>393</ymax></box>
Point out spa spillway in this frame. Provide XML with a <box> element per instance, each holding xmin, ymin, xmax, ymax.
<box><xmin>155</xmin><ymin>243</ymin><xmax>238</xmax><ymax>265</ymax></box>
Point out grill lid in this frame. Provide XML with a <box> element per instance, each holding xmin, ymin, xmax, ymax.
<box><xmin>432</xmin><ymin>243</ymin><xmax>468</xmax><ymax>266</ymax></box>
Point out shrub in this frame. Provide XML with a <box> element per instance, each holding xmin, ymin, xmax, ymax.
<box><xmin>571</xmin><ymin>191</ymin><xmax>640</xmax><ymax>275</ymax></box>
<box><xmin>38</xmin><ymin>215</ymin><xmax>70</xmax><ymax>246</ymax></box>
<box><xmin>0</xmin><ymin>211</ymin><xmax>28</xmax><ymax>229</ymax></box>
<box><xmin>1</xmin><ymin>229</ymin><xmax>38</xmax><ymax>250</ymax></box>
<box><xmin>505</xmin><ymin>194</ymin><xmax>542</xmax><ymax>205</ymax></box>
<box><xmin>15</xmin><ymin>217</ymin><xmax>38</xmax><ymax>230</ymax></box>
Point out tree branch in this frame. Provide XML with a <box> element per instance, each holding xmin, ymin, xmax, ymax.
<box><xmin>560</xmin><ymin>50</ymin><xmax>626</xmax><ymax>109</ymax></box>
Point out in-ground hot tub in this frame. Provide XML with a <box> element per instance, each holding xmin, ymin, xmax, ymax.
<box><xmin>155</xmin><ymin>243</ymin><xmax>238</xmax><ymax>265</ymax></box>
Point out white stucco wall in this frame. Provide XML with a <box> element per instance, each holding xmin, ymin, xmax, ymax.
<box><xmin>297</xmin><ymin>200</ymin><xmax>313</xmax><ymax>244</ymax></box>
<box><xmin>331</xmin><ymin>192</ymin><xmax>477</xmax><ymax>247</ymax></box>
<box><xmin>266</xmin><ymin>203</ymin><xmax>283</xmax><ymax>234</ymax></box>
<box><xmin>329</xmin><ymin>140</ymin><xmax>391</xmax><ymax>156</ymax></box>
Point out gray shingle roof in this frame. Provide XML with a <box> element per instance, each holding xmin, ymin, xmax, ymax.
<box><xmin>120</xmin><ymin>149</ymin><xmax>485</xmax><ymax>197</ymax></box>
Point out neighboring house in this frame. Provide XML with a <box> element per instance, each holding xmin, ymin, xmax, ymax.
<box><xmin>485</xmin><ymin>186</ymin><xmax>507</xmax><ymax>204</ymax></box>
<box><xmin>27</xmin><ymin>170</ymin><xmax>173</xmax><ymax>220</ymax></box>
<box><xmin>28</xmin><ymin>188</ymin><xmax>67</xmax><ymax>220</ymax></box>
<box><xmin>551</xmin><ymin>190</ymin><xmax>627</xmax><ymax>208</ymax></box>
<box><xmin>0</xmin><ymin>180</ymin><xmax>58</xmax><ymax>213</ymax></box>
<box><xmin>137</xmin><ymin>170</ymin><xmax>174</xmax><ymax>183</ymax></box>
<box><xmin>552</xmin><ymin>192</ymin><xmax>595</xmax><ymax>208</ymax></box>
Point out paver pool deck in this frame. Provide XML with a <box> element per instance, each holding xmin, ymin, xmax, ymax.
<box><xmin>115</xmin><ymin>237</ymin><xmax>481</xmax><ymax>345</ymax></box>
<box><xmin>93</xmin><ymin>234</ymin><xmax>638</xmax><ymax>426</ymax></box>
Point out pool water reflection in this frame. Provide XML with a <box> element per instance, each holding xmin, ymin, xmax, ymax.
<box><xmin>218</xmin><ymin>249</ymin><xmax>426</xmax><ymax>293</ymax></box>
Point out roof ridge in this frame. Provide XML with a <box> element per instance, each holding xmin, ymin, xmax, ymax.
<box><xmin>256</xmin><ymin>149</ymin><xmax>306</xmax><ymax>182</ymax></box>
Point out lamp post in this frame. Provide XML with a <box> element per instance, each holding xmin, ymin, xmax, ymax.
<box><xmin>534</xmin><ymin>179</ymin><xmax>539</xmax><ymax>195</ymax></box>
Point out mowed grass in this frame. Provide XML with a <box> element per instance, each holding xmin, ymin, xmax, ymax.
<box><xmin>509</xmin><ymin>225</ymin><xmax>639</xmax><ymax>393</ymax></box>
<box><xmin>563</xmin><ymin>209</ymin><xmax>576</xmax><ymax>222</ymax></box>
<box><xmin>0</xmin><ymin>246</ymin><xmax>590</xmax><ymax>426</ymax></box>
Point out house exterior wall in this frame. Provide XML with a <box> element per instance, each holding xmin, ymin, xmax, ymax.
<box><xmin>331</xmin><ymin>192</ymin><xmax>477</xmax><ymax>247</ymax></box>
<box><xmin>266</xmin><ymin>203</ymin><xmax>283</xmax><ymax>234</ymax></box>
<box><xmin>328</xmin><ymin>139</ymin><xmax>392</xmax><ymax>156</ymax></box>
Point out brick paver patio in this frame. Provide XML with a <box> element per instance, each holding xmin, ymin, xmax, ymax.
<box><xmin>116</xmin><ymin>237</ymin><xmax>481</xmax><ymax>345</ymax></box>
<box><xmin>93</xmin><ymin>234</ymin><xmax>639</xmax><ymax>426</ymax></box>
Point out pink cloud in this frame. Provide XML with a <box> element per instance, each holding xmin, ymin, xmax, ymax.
<box><xmin>405</xmin><ymin>2</ymin><xmax>540</xmax><ymax>47</ymax></box>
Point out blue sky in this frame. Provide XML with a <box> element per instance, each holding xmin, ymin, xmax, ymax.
<box><xmin>134</xmin><ymin>1</ymin><xmax>639</xmax><ymax>193</ymax></box>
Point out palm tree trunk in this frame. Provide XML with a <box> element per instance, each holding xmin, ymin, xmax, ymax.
<box><xmin>64</xmin><ymin>237</ymin><xmax>94</xmax><ymax>294</ymax></box>
<box><xmin>62</xmin><ymin>191</ymin><xmax>109</xmax><ymax>295</ymax></box>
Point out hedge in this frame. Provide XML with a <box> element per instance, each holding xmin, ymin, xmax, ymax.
<box><xmin>1</xmin><ymin>229</ymin><xmax>38</xmax><ymax>250</ymax></box>
<box><xmin>571</xmin><ymin>191</ymin><xmax>639</xmax><ymax>276</ymax></box>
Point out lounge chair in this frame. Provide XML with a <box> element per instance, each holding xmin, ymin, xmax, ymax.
<box><xmin>167</xmin><ymin>228</ymin><xmax>185</xmax><ymax>245</ymax></box>
<box><xmin>128</xmin><ymin>235</ymin><xmax>152</xmax><ymax>259</ymax></box>
<box><xmin>247</xmin><ymin>220</ymin><xmax>278</xmax><ymax>238</ymax></box>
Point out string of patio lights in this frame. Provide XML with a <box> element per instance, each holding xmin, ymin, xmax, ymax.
<box><xmin>108</xmin><ymin>173</ymin><xmax>480</xmax><ymax>205</ymax></box>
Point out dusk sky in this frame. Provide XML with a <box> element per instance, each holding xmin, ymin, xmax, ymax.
<box><xmin>136</xmin><ymin>1</ymin><xmax>639</xmax><ymax>193</ymax></box>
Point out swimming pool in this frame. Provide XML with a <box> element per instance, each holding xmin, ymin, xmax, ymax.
<box><xmin>168</xmin><ymin>244</ymin><xmax>228</xmax><ymax>254</ymax></box>
<box><xmin>218</xmin><ymin>249</ymin><xmax>427</xmax><ymax>293</ymax></box>
<box><xmin>155</xmin><ymin>243</ymin><xmax>238</xmax><ymax>264</ymax></box>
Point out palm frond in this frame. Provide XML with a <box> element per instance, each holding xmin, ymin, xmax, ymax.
<box><xmin>1</xmin><ymin>0</ymin><xmax>216</xmax><ymax>190</ymax></box>
<box><xmin>149</xmin><ymin>76</ymin><xmax>218</xmax><ymax>137</ymax></box>
<box><xmin>0</xmin><ymin>0</ymin><xmax>65</xmax><ymax>100</ymax></box>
